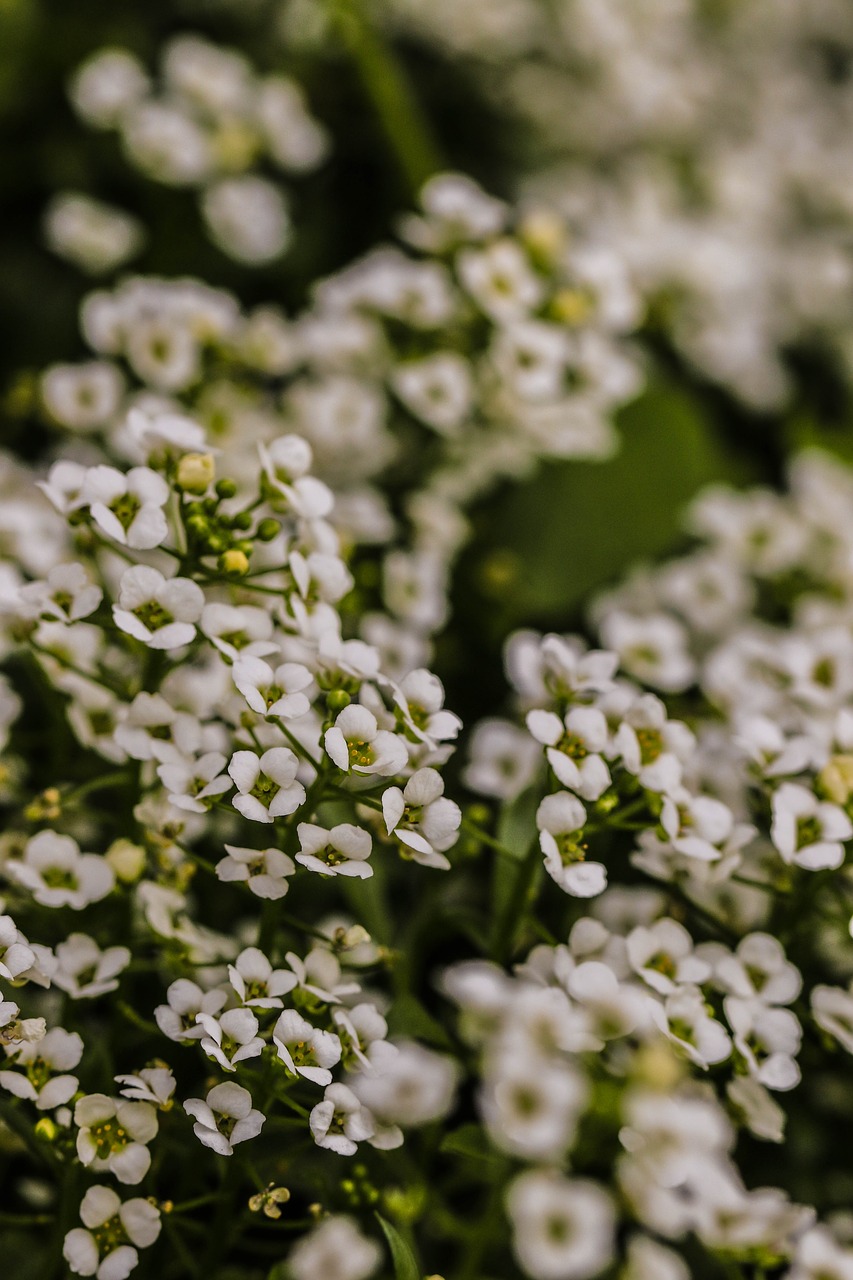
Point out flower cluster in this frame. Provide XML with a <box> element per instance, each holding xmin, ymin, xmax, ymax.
<box><xmin>386</xmin><ymin>0</ymin><xmax>853</xmax><ymax>408</ymax></box>
<box><xmin>67</xmin><ymin>34</ymin><xmax>329</xmax><ymax>264</ymax></box>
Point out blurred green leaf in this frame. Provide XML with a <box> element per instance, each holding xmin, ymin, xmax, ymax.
<box><xmin>439</xmin><ymin>1123</ymin><xmax>500</xmax><ymax>1165</ymax></box>
<box><xmin>386</xmin><ymin>993</ymin><xmax>454</xmax><ymax>1050</ymax></box>
<box><xmin>469</xmin><ymin>376</ymin><xmax>737</xmax><ymax>628</ymax></box>
<box><xmin>376</xmin><ymin>1213</ymin><xmax>421</xmax><ymax>1280</ymax></box>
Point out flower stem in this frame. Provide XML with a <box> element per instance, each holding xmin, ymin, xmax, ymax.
<box><xmin>327</xmin><ymin>0</ymin><xmax>443</xmax><ymax>196</ymax></box>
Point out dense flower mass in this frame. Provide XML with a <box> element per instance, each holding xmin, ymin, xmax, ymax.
<box><xmin>6</xmin><ymin>4</ymin><xmax>853</xmax><ymax>1279</ymax></box>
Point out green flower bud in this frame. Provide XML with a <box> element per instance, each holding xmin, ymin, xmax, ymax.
<box><xmin>256</xmin><ymin>518</ymin><xmax>281</xmax><ymax>542</ymax></box>
<box><xmin>215</xmin><ymin>478</ymin><xmax>238</xmax><ymax>500</ymax></box>
<box><xmin>326</xmin><ymin>690</ymin><xmax>352</xmax><ymax>713</ymax></box>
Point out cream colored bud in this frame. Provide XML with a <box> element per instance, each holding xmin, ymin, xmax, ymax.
<box><xmin>220</xmin><ymin>549</ymin><xmax>250</xmax><ymax>576</ymax></box>
<box><xmin>551</xmin><ymin>286</ymin><xmax>594</xmax><ymax>326</ymax></box>
<box><xmin>518</xmin><ymin>209</ymin><xmax>567</xmax><ymax>263</ymax></box>
<box><xmin>177</xmin><ymin>452</ymin><xmax>216</xmax><ymax>494</ymax></box>
<box><xmin>106</xmin><ymin>838</ymin><xmax>146</xmax><ymax>883</ymax></box>
<box><xmin>819</xmin><ymin>755</ymin><xmax>853</xmax><ymax>805</ymax></box>
<box><xmin>631</xmin><ymin>1041</ymin><xmax>683</xmax><ymax>1090</ymax></box>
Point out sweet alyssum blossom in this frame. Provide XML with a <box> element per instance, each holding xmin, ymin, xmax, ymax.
<box><xmin>64</xmin><ymin>1185</ymin><xmax>161</xmax><ymax>1280</ymax></box>
<box><xmin>74</xmin><ymin>1093</ymin><xmax>159</xmax><ymax>1184</ymax></box>
<box><xmin>296</xmin><ymin>822</ymin><xmax>373</xmax><ymax>878</ymax></box>
<box><xmin>228</xmin><ymin>747</ymin><xmax>306</xmax><ymax>823</ymax></box>
<box><xmin>113</xmin><ymin>565</ymin><xmax>204</xmax><ymax>649</ymax></box>
<box><xmin>184</xmin><ymin>1081</ymin><xmax>265</xmax><ymax>1155</ymax></box>
<box><xmin>216</xmin><ymin>842</ymin><xmax>295</xmax><ymax>898</ymax></box>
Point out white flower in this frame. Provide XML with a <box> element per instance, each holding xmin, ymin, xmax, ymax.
<box><xmin>200</xmin><ymin>602</ymin><xmax>277</xmax><ymax>660</ymax></box>
<box><xmin>787</xmin><ymin>1227</ymin><xmax>853</xmax><ymax>1280</ymax></box>
<box><xmin>216</xmin><ymin>843</ymin><xmax>295</xmax><ymax>899</ymax></box>
<box><xmin>18</xmin><ymin>563</ymin><xmax>103</xmax><ymax>622</ymax></box>
<box><xmin>75</xmin><ymin>1093</ymin><xmax>158</xmax><ymax>1184</ymax></box>
<box><xmin>506</xmin><ymin>1170</ymin><xmax>616</xmax><ymax>1280</ymax></box>
<box><xmin>394</xmin><ymin>668</ymin><xmax>462</xmax><ymax>746</ymax></box>
<box><xmin>113</xmin><ymin>566</ymin><xmax>204</xmax><ymax>649</ymax></box>
<box><xmin>8</xmin><ymin>831</ymin><xmax>114</xmax><ymax>909</ymax></box>
<box><xmin>324</xmin><ymin>704</ymin><xmax>408</xmax><ymax>778</ymax></box>
<box><xmin>391</xmin><ymin>352</ymin><xmax>473</xmax><ymax>434</ymax></box>
<box><xmin>53</xmin><ymin>933</ymin><xmax>131</xmax><ymax>999</ymax></box>
<box><xmin>599</xmin><ymin>611</ymin><xmax>695</xmax><ymax>692</ymax></box>
<box><xmin>228</xmin><ymin>946</ymin><xmax>297</xmax><ymax>1008</ymax></box>
<box><xmin>44</xmin><ymin>192</ymin><xmax>143</xmax><ymax>275</ymax></box>
<box><xmin>157</xmin><ymin>751</ymin><xmax>231</xmax><ymax>813</ymax></box>
<box><xmin>536</xmin><ymin>792</ymin><xmax>605</xmax><ymax>898</ymax></box>
<box><xmin>0</xmin><ymin>1026</ymin><xmax>83</xmax><ymax>1110</ymax></box>
<box><xmin>115</xmin><ymin>1067</ymin><xmax>176</xmax><ymax>1109</ymax></box>
<box><xmin>771</xmin><ymin>782</ymin><xmax>852</xmax><ymax>871</ymax></box>
<box><xmin>202</xmin><ymin>175</ymin><xmax>292</xmax><ymax>264</ymax></box>
<box><xmin>626</xmin><ymin>919</ymin><xmax>710</xmax><ymax>995</ymax></box>
<box><xmin>82</xmin><ymin>465</ymin><xmax>170</xmax><ymax>549</ymax></box>
<box><xmin>0</xmin><ymin>914</ymin><xmax>36</xmax><ymax>982</ymax></box>
<box><xmin>651</xmin><ymin>986</ymin><xmax>731</xmax><ymax>1069</ymax></box>
<box><xmin>296</xmin><ymin>822</ymin><xmax>373</xmax><ymax>878</ymax></box>
<box><xmin>309</xmin><ymin>1082</ymin><xmax>377</xmax><ymax>1155</ymax></box>
<box><xmin>713</xmin><ymin>933</ymin><xmax>802</xmax><ymax>1005</ymax></box>
<box><xmin>615</xmin><ymin>695</ymin><xmax>694</xmax><ymax>794</ymax></box>
<box><xmin>811</xmin><ymin>984</ymin><xmax>853</xmax><ymax>1055</ymax></box>
<box><xmin>481</xmin><ymin>1058</ymin><xmax>587</xmax><ymax>1162</ymax></box>
<box><xmin>63</xmin><ymin>1185</ymin><xmax>160</xmax><ymax>1280</ymax></box>
<box><xmin>724</xmin><ymin>997</ymin><xmax>802</xmax><ymax>1091</ymax></box>
<box><xmin>273</xmin><ymin>1008</ymin><xmax>342</xmax><ymax>1085</ymax></box>
<box><xmin>228</xmin><ymin>747</ymin><xmax>305</xmax><ymax>823</ymax></box>
<box><xmin>232</xmin><ymin>654</ymin><xmax>312</xmax><ymax>720</ymax></box>
<box><xmin>351</xmin><ymin>1040</ymin><xmax>459</xmax><ymax>1127</ymax></box>
<box><xmin>463</xmin><ymin>717</ymin><xmax>541</xmax><ymax>800</ymax></box>
<box><xmin>184</xmin><ymin>1081</ymin><xmax>265</xmax><ymax>1155</ymax></box>
<box><xmin>457</xmin><ymin>238</ymin><xmax>543</xmax><ymax>322</ymax></box>
<box><xmin>197</xmin><ymin>1007</ymin><xmax>264</xmax><ymax>1072</ymax></box>
<box><xmin>381</xmin><ymin>768</ymin><xmax>460</xmax><ymax>869</ymax></box>
<box><xmin>287</xmin><ymin>1216</ymin><xmax>382</xmax><ymax>1280</ymax></box>
<box><xmin>154</xmin><ymin>978</ymin><xmax>226</xmax><ymax>1042</ymax></box>
<box><xmin>41</xmin><ymin>361</ymin><xmax>124</xmax><ymax>431</ymax></box>
<box><xmin>527</xmin><ymin>706</ymin><xmax>611</xmax><ymax>800</ymax></box>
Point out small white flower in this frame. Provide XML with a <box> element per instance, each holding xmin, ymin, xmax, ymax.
<box><xmin>626</xmin><ymin>919</ymin><xmax>710</xmax><ymax>995</ymax></box>
<box><xmin>390</xmin><ymin>352</ymin><xmax>473</xmax><ymax>434</ymax></box>
<box><xmin>53</xmin><ymin>933</ymin><xmax>131</xmax><ymax>999</ymax></box>
<box><xmin>615</xmin><ymin>695</ymin><xmax>694</xmax><ymax>794</ymax></box>
<box><xmin>527</xmin><ymin>706</ymin><xmax>611</xmax><ymax>801</ymax></box>
<box><xmin>82</xmin><ymin>465</ymin><xmax>170</xmax><ymax>549</ymax></box>
<box><xmin>197</xmin><ymin>1007</ymin><xmax>264</xmax><ymax>1072</ymax></box>
<box><xmin>184</xmin><ymin>1081</ymin><xmax>265</xmax><ymax>1156</ymax></box>
<box><xmin>288</xmin><ymin>1215</ymin><xmax>382</xmax><ymax>1280</ymax></box>
<box><xmin>309</xmin><ymin>1082</ymin><xmax>377</xmax><ymax>1155</ymax></box>
<box><xmin>771</xmin><ymin>782</ymin><xmax>852</xmax><ymax>871</ymax></box>
<box><xmin>811</xmin><ymin>984</ymin><xmax>853</xmax><ymax>1055</ymax></box>
<box><xmin>154</xmin><ymin>978</ymin><xmax>226</xmax><ymax>1042</ymax></box>
<box><xmin>157</xmin><ymin>751</ymin><xmax>231</xmax><ymax>813</ymax></box>
<box><xmin>381</xmin><ymin>768</ymin><xmax>460</xmax><ymax>869</ymax></box>
<box><xmin>228</xmin><ymin>946</ymin><xmax>297</xmax><ymax>1008</ymax></box>
<box><xmin>200</xmin><ymin>602</ymin><xmax>277</xmax><ymax>660</ymax></box>
<box><xmin>463</xmin><ymin>717</ymin><xmax>541</xmax><ymax>800</ymax></box>
<box><xmin>41</xmin><ymin>361</ymin><xmax>124</xmax><ymax>431</ymax></box>
<box><xmin>115</xmin><ymin>1067</ymin><xmax>176</xmax><ymax>1109</ymax></box>
<box><xmin>457</xmin><ymin>238</ymin><xmax>543</xmax><ymax>322</ymax></box>
<box><xmin>651</xmin><ymin>986</ymin><xmax>731</xmax><ymax>1069</ymax></box>
<box><xmin>506</xmin><ymin>1170</ymin><xmax>616</xmax><ymax>1280</ymax></box>
<box><xmin>324</xmin><ymin>704</ymin><xmax>408</xmax><ymax>777</ymax></box>
<box><xmin>296</xmin><ymin>822</ymin><xmax>373</xmax><ymax>878</ymax></box>
<box><xmin>8</xmin><ymin>831</ymin><xmax>114</xmax><ymax>910</ymax></box>
<box><xmin>350</xmin><ymin>1039</ymin><xmax>458</xmax><ymax>1127</ymax></box>
<box><xmin>273</xmin><ymin>1008</ymin><xmax>342</xmax><ymax>1085</ymax></box>
<box><xmin>63</xmin><ymin>1185</ymin><xmax>160</xmax><ymax>1280</ymax></box>
<box><xmin>113</xmin><ymin>566</ymin><xmax>204</xmax><ymax>649</ymax></box>
<box><xmin>75</xmin><ymin>1093</ymin><xmax>158</xmax><ymax>1184</ymax></box>
<box><xmin>18</xmin><ymin>563</ymin><xmax>103</xmax><ymax>623</ymax></box>
<box><xmin>216</xmin><ymin>843</ymin><xmax>295</xmax><ymax>899</ymax></box>
<box><xmin>0</xmin><ymin>914</ymin><xmax>36</xmax><ymax>983</ymax></box>
<box><xmin>724</xmin><ymin>997</ymin><xmax>802</xmax><ymax>1091</ymax></box>
<box><xmin>228</xmin><ymin>747</ymin><xmax>306</xmax><ymax>823</ymax></box>
<box><xmin>0</xmin><ymin>1026</ymin><xmax>83</xmax><ymax>1110</ymax></box>
<box><xmin>232</xmin><ymin>654</ymin><xmax>312</xmax><ymax>720</ymax></box>
<box><xmin>536</xmin><ymin>792</ymin><xmax>605</xmax><ymax>898</ymax></box>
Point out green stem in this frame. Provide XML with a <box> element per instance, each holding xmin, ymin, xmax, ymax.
<box><xmin>490</xmin><ymin>833</ymin><xmax>543</xmax><ymax>963</ymax></box>
<box><xmin>328</xmin><ymin>0</ymin><xmax>443</xmax><ymax>196</ymax></box>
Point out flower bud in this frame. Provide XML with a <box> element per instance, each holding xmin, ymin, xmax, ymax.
<box><xmin>326</xmin><ymin>689</ymin><xmax>352</xmax><ymax>713</ymax></box>
<box><xmin>518</xmin><ymin>209</ymin><xmax>567</xmax><ymax>265</ymax></box>
<box><xmin>818</xmin><ymin>754</ymin><xmax>853</xmax><ymax>805</ymax></box>
<box><xmin>106</xmin><ymin>838</ymin><xmax>146</xmax><ymax>883</ymax></box>
<box><xmin>219</xmin><ymin>549</ymin><xmax>250</xmax><ymax>576</ymax></box>
<box><xmin>256</xmin><ymin>518</ymin><xmax>281</xmax><ymax>542</ymax></box>
<box><xmin>177</xmin><ymin>452</ymin><xmax>215</xmax><ymax>494</ymax></box>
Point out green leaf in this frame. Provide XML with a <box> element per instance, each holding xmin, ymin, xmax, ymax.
<box><xmin>386</xmin><ymin>993</ymin><xmax>454</xmax><ymax>1049</ymax></box>
<box><xmin>375</xmin><ymin>1213</ymin><xmax>421</xmax><ymax>1280</ymax></box>
<box><xmin>439</xmin><ymin>1122</ymin><xmax>500</xmax><ymax>1164</ymax></box>
<box><xmin>466</xmin><ymin>376</ymin><xmax>738</xmax><ymax>629</ymax></box>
